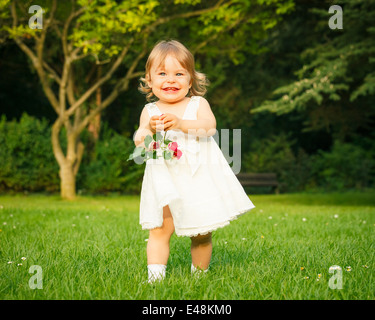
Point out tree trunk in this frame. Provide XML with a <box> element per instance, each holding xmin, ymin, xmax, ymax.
<box><xmin>88</xmin><ymin>65</ymin><xmax>102</xmax><ymax>141</ymax></box>
<box><xmin>59</xmin><ymin>162</ymin><xmax>76</xmax><ymax>200</ymax></box>
<box><xmin>52</xmin><ymin>118</ymin><xmax>85</xmax><ymax>200</ymax></box>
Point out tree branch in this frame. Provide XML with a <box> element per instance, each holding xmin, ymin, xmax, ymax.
<box><xmin>43</xmin><ymin>61</ymin><xmax>61</xmax><ymax>84</ymax></box>
<box><xmin>10</xmin><ymin>1</ymin><xmax>60</xmax><ymax>114</ymax></box>
<box><xmin>62</xmin><ymin>6</ymin><xmax>85</xmax><ymax>57</ymax></box>
<box><xmin>36</xmin><ymin>0</ymin><xmax>56</xmax><ymax>58</ymax></box>
<box><xmin>67</xmin><ymin>64</ymin><xmax>76</xmax><ymax>107</ymax></box>
<box><xmin>51</xmin><ymin>117</ymin><xmax>66</xmax><ymax>166</ymax></box>
<box><xmin>65</xmin><ymin>36</ymin><xmax>135</xmax><ymax>117</ymax></box>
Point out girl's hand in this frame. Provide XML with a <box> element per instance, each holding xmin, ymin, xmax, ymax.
<box><xmin>149</xmin><ymin>115</ymin><xmax>165</xmax><ymax>132</ymax></box>
<box><xmin>160</xmin><ymin>113</ymin><xmax>181</xmax><ymax>131</ymax></box>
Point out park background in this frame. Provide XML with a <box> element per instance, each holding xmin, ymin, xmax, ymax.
<box><xmin>0</xmin><ymin>0</ymin><xmax>374</xmax><ymax>300</ymax></box>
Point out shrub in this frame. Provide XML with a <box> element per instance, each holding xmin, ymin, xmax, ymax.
<box><xmin>77</xmin><ymin>122</ymin><xmax>145</xmax><ymax>195</ymax></box>
<box><xmin>242</xmin><ymin>132</ymin><xmax>300</xmax><ymax>192</ymax></box>
<box><xmin>0</xmin><ymin>114</ymin><xmax>144</xmax><ymax>195</ymax></box>
<box><xmin>0</xmin><ymin>113</ymin><xmax>60</xmax><ymax>192</ymax></box>
<box><xmin>309</xmin><ymin>140</ymin><xmax>375</xmax><ymax>191</ymax></box>
<box><xmin>242</xmin><ymin>133</ymin><xmax>375</xmax><ymax>193</ymax></box>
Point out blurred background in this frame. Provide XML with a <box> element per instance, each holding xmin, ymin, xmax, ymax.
<box><xmin>0</xmin><ymin>0</ymin><xmax>374</xmax><ymax>197</ymax></box>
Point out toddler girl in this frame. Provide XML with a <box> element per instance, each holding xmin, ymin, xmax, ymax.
<box><xmin>134</xmin><ymin>39</ymin><xmax>255</xmax><ymax>283</ymax></box>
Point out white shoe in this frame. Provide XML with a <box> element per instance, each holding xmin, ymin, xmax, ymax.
<box><xmin>146</xmin><ymin>264</ymin><xmax>167</xmax><ymax>283</ymax></box>
<box><xmin>191</xmin><ymin>264</ymin><xmax>209</xmax><ymax>277</ymax></box>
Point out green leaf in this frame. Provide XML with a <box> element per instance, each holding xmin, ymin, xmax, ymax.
<box><xmin>144</xmin><ymin>135</ymin><xmax>153</xmax><ymax>148</ymax></box>
<box><xmin>163</xmin><ymin>151</ymin><xmax>172</xmax><ymax>160</ymax></box>
<box><xmin>153</xmin><ymin>132</ymin><xmax>163</xmax><ymax>142</ymax></box>
<box><xmin>127</xmin><ymin>146</ymin><xmax>144</xmax><ymax>161</ymax></box>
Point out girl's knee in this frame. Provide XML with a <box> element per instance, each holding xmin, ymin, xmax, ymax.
<box><xmin>149</xmin><ymin>218</ymin><xmax>175</xmax><ymax>240</ymax></box>
<box><xmin>150</xmin><ymin>226</ymin><xmax>174</xmax><ymax>240</ymax></box>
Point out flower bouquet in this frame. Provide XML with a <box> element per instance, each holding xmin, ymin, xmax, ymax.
<box><xmin>128</xmin><ymin>131</ymin><xmax>182</xmax><ymax>164</ymax></box>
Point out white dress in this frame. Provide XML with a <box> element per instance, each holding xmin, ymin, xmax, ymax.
<box><xmin>139</xmin><ymin>96</ymin><xmax>255</xmax><ymax>237</ymax></box>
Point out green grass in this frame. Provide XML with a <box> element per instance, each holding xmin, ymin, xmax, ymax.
<box><xmin>0</xmin><ymin>191</ymin><xmax>374</xmax><ymax>300</ymax></box>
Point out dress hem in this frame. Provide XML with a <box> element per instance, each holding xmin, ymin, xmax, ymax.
<box><xmin>140</xmin><ymin>205</ymin><xmax>255</xmax><ymax>237</ymax></box>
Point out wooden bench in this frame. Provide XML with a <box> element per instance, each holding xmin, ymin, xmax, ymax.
<box><xmin>235</xmin><ymin>173</ymin><xmax>280</xmax><ymax>194</ymax></box>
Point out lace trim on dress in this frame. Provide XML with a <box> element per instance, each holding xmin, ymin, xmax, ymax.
<box><xmin>174</xmin><ymin>206</ymin><xmax>254</xmax><ymax>237</ymax></box>
<box><xmin>141</xmin><ymin>205</ymin><xmax>254</xmax><ymax>237</ymax></box>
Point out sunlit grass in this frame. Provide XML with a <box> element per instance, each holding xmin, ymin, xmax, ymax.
<box><xmin>0</xmin><ymin>191</ymin><xmax>374</xmax><ymax>299</ymax></box>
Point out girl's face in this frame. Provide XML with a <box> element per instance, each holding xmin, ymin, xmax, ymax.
<box><xmin>147</xmin><ymin>54</ymin><xmax>191</xmax><ymax>104</ymax></box>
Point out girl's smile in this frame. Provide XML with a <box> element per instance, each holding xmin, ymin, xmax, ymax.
<box><xmin>162</xmin><ymin>87</ymin><xmax>180</xmax><ymax>92</ymax></box>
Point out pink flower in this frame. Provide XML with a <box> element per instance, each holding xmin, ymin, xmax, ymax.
<box><xmin>150</xmin><ymin>141</ymin><xmax>160</xmax><ymax>150</ymax></box>
<box><xmin>173</xmin><ymin>148</ymin><xmax>182</xmax><ymax>160</ymax></box>
<box><xmin>168</xmin><ymin>142</ymin><xmax>178</xmax><ymax>152</ymax></box>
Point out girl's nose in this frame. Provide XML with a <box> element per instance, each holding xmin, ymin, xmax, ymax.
<box><xmin>166</xmin><ymin>75</ymin><xmax>176</xmax><ymax>83</ymax></box>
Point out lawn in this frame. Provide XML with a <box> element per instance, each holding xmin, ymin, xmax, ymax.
<box><xmin>0</xmin><ymin>191</ymin><xmax>374</xmax><ymax>300</ymax></box>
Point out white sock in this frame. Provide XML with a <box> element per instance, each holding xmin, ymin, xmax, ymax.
<box><xmin>191</xmin><ymin>263</ymin><xmax>209</xmax><ymax>275</ymax></box>
<box><xmin>147</xmin><ymin>264</ymin><xmax>167</xmax><ymax>283</ymax></box>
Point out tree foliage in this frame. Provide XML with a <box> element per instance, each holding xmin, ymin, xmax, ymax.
<box><xmin>252</xmin><ymin>0</ymin><xmax>375</xmax><ymax>140</ymax></box>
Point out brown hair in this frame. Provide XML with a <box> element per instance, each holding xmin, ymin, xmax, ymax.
<box><xmin>138</xmin><ymin>39</ymin><xmax>209</xmax><ymax>102</ymax></box>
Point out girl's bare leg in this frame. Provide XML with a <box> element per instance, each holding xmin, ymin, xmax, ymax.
<box><xmin>190</xmin><ymin>233</ymin><xmax>212</xmax><ymax>270</ymax></box>
<box><xmin>147</xmin><ymin>205</ymin><xmax>175</xmax><ymax>265</ymax></box>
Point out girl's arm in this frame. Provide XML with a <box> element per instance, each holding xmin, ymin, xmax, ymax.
<box><xmin>133</xmin><ymin>107</ymin><xmax>155</xmax><ymax>148</ymax></box>
<box><xmin>160</xmin><ymin>97</ymin><xmax>217</xmax><ymax>137</ymax></box>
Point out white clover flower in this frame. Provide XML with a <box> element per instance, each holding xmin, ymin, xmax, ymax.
<box><xmin>21</xmin><ymin>257</ymin><xmax>26</xmax><ymax>261</ymax></box>
<box><xmin>302</xmin><ymin>218</ymin><xmax>307</xmax><ymax>222</ymax></box>
<box><xmin>8</xmin><ymin>261</ymin><xmax>13</xmax><ymax>264</ymax></box>
<box><xmin>334</xmin><ymin>214</ymin><xmax>339</xmax><ymax>218</ymax></box>
<box><xmin>17</xmin><ymin>263</ymin><xmax>22</xmax><ymax>266</ymax></box>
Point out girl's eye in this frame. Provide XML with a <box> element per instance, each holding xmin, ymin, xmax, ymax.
<box><xmin>176</xmin><ymin>73</ymin><xmax>183</xmax><ymax>76</ymax></box>
<box><xmin>159</xmin><ymin>72</ymin><xmax>166</xmax><ymax>76</ymax></box>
